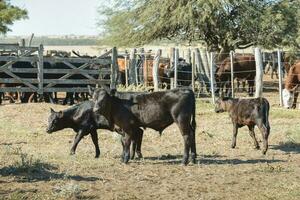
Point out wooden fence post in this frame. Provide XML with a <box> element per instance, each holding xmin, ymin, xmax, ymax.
<box><xmin>153</xmin><ymin>49</ymin><xmax>161</xmax><ymax>91</ymax></box>
<box><xmin>186</xmin><ymin>48</ymin><xmax>191</xmax><ymax>64</ymax></box>
<box><xmin>129</xmin><ymin>48</ymin><xmax>136</xmax><ymax>85</ymax></box>
<box><xmin>191</xmin><ymin>50</ymin><xmax>195</xmax><ymax>92</ymax></box>
<box><xmin>169</xmin><ymin>48</ymin><xmax>175</xmax><ymax>89</ymax></box>
<box><xmin>174</xmin><ymin>48</ymin><xmax>179</xmax><ymax>88</ymax></box>
<box><xmin>254</xmin><ymin>47</ymin><xmax>263</xmax><ymax>98</ymax></box>
<box><xmin>111</xmin><ymin>47</ymin><xmax>118</xmax><ymax>89</ymax></box>
<box><xmin>277</xmin><ymin>49</ymin><xmax>283</xmax><ymax>106</ymax></box>
<box><xmin>210</xmin><ymin>52</ymin><xmax>216</xmax><ymax>104</ymax></box>
<box><xmin>37</xmin><ymin>44</ymin><xmax>44</xmax><ymax>95</ymax></box>
<box><xmin>125</xmin><ymin>53</ymin><xmax>129</xmax><ymax>87</ymax></box>
<box><xmin>230</xmin><ymin>51</ymin><xmax>235</xmax><ymax>98</ymax></box>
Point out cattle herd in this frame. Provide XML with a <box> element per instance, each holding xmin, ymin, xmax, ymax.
<box><xmin>45</xmin><ymin>84</ymin><xmax>273</xmax><ymax>165</ymax></box>
<box><xmin>1</xmin><ymin>49</ymin><xmax>300</xmax><ymax>165</ymax></box>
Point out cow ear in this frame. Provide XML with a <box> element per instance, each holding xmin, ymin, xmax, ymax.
<box><xmin>50</xmin><ymin>108</ymin><xmax>55</xmax><ymax>113</ymax></box>
<box><xmin>58</xmin><ymin>111</ymin><xmax>64</xmax><ymax>118</ymax></box>
<box><xmin>88</xmin><ymin>85</ymin><xmax>94</xmax><ymax>96</ymax></box>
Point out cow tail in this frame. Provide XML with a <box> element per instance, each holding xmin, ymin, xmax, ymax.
<box><xmin>191</xmin><ymin>96</ymin><xmax>196</xmax><ymax>133</ymax></box>
<box><xmin>262</xmin><ymin>98</ymin><xmax>270</xmax><ymax>129</ymax></box>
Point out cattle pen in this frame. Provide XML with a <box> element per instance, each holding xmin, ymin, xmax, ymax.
<box><xmin>0</xmin><ymin>43</ymin><xmax>299</xmax><ymax>107</ymax></box>
<box><xmin>0</xmin><ymin>44</ymin><xmax>118</xmax><ymax>97</ymax></box>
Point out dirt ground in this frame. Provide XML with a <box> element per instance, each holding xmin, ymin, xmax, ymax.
<box><xmin>0</xmin><ymin>91</ymin><xmax>300</xmax><ymax>200</ymax></box>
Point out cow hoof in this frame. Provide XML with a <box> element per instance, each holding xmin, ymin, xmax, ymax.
<box><xmin>70</xmin><ymin>151</ymin><xmax>75</xmax><ymax>155</ymax></box>
<box><xmin>95</xmin><ymin>155</ymin><xmax>100</xmax><ymax>158</ymax></box>
<box><xmin>262</xmin><ymin>150</ymin><xmax>267</xmax><ymax>155</ymax></box>
<box><xmin>181</xmin><ymin>159</ymin><xmax>189</xmax><ymax>166</ymax></box>
<box><xmin>231</xmin><ymin>145</ymin><xmax>236</xmax><ymax>149</ymax></box>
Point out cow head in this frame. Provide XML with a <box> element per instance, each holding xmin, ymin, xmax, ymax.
<box><xmin>92</xmin><ymin>89</ymin><xmax>111</xmax><ymax>114</ymax></box>
<box><xmin>46</xmin><ymin>108</ymin><xmax>64</xmax><ymax>133</ymax></box>
<box><xmin>214</xmin><ymin>97</ymin><xmax>233</xmax><ymax>113</ymax></box>
<box><xmin>282</xmin><ymin>86</ymin><xmax>298</xmax><ymax>109</ymax></box>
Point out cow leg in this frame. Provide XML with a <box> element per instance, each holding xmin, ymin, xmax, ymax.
<box><xmin>292</xmin><ymin>92</ymin><xmax>299</xmax><ymax>109</ymax></box>
<box><xmin>90</xmin><ymin>130</ymin><xmax>100</xmax><ymax>158</ymax></box>
<box><xmin>122</xmin><ymin>133</ymin><xmax>131</xmax><ymax>164</ymax></box>
<box><xmin>177</xmin><ymin>119</ymin><xmax>191</xmax><ymax>165</ymax></box>
<box><xmin>135</xmin><ymin>128</ymin><xmax>144</xmax><ymax>159</ymax></box>
<box><xmin>247</xmin><ymin>125</ymin><xmax>259</xmax><ymax>149</ymax></box>
<box><xmin>258</xmin><ymin>123</ymin><xmax>270</xmax><ymax>155</ymax></box>
<box><xmin>70</xmin><ymin>131</ymin><xmax>85</xmax><ymax>155</ymax></box>
<box><xmin>190</xmin><ymin>126</ymin><xmax>197</xmax><ymax>164</ymax></box>
<box><xmin>231</xmin><ymin>123</ymin><xmax>238</xmax><ymax>148</ymax></box>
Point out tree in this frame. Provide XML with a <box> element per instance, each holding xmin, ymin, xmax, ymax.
<box><xmin>0</xmin><ymin>0</ymin><xmax>28</xmax><ymax>34</ymax></box>
<box><xmin>98</xmin><ymin>0</ymin><xmax>300</xmax><ymax>54</ymax></box>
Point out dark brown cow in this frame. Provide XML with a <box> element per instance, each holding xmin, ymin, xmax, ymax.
<box><xmin>282</xmin><ymin>61</ymin><xmax>300</xmax><ymax>109</ymax></box>
<box><xmin>91</xmin><ymin>88</ymin><xmax>196</xmax><ymax>165</ymax></box>
<box><xmin>215</xmin><ymin>54</ymin><xmax>256</xmax><ymax>96</ymax></box>
<box><xmin>215</xmin><ymin>97</ymin><xmax>270</xmax><ymax>155</ymax></box>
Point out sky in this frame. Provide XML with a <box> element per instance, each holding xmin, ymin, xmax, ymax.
<box><xmin>7</xmin><ymin>0</ymin><xmax>104</xmax><ymax>36</ymax></box>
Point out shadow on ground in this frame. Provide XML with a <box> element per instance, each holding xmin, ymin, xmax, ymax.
<box><xmin>0</xmin><ymin>161</ymin><xmax>100</xmax><ymax>183</ymax></box>
<box><xmin>133</xmin><ymin>154</ymin><xmax>285</xmax><ymax>165</ymax></box>
<box><xmin>271</xmin><ymin>142</ymin><xmax>300</xmax><ymax>153</ymax></box>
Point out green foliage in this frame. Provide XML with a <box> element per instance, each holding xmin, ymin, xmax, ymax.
<box><xmin>0</xmin><ymin>0</ymin><xmax>28</xmax><ymax>34</ymax></box>
<box><xmin>98</xmin><ymin>0</ymin><xmax>300</xmax><ymax>52</ymax></box>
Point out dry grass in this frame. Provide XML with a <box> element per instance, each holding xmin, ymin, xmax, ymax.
<box><xmin>0</xmin><ymin>96</ymin><xmax>300</xmax><ymax>200</ymax></box>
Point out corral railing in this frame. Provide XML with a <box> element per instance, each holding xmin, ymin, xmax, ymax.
<box><xmin>0</xmin><ymin>44</ymin><xmax>118</xmax><ymax>94</ymax></box>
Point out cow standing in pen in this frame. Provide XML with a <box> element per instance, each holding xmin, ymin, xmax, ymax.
<box><xmin>215</xmin><ymin>97</ymin><xmax>270</xmax><ymax>155</ymax></box>
<box><xmin>282</xmin><ymin>61</ymin><xmax>300</xmax><ymax>109</ymax></box>
<box><xmin>91</xmin><ymin>87</ymin><xmax>196</xmax><ymax>165</ymax></box>
<box><xmin>46</xmin><ymin>100</ymin><xmax>143</xmax><ymax>159</ymax></box>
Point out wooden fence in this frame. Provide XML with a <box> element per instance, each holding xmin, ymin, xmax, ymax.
<box><xmin>0</xmin><ymin>44</ymin><xmax>118</xmax><ymax>94</ymax></box>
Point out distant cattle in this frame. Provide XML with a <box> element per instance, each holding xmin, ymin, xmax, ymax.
<box><xmin>91</xmin><ymin>87</ymin><xmax>196</xmax><ymax>165</ymax></box>
<box><xmin>165</xmin><ymin>58</ymin><xmax>193</xmax><ymax>87</ymax></box>
<box><xmin>215</xmin><ymin>97</ymin><xmax>270</xmax><ymax>155</ymax></box>
<box><xmin>46</xmin><ymin>100</ymin><xmax>143</xmax><ymax>159</ymax></box>
<box><xmin>215</xmin><ymin>54</ymin><xmax>256</xmax><ymax>97</ymax></box>
<box><xmin>282</xmin><ymin>61</ymin><xmax>300</xmax><ymax>109</ymax></box>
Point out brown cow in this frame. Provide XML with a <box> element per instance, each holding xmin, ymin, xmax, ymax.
<box><xmin>215</xmin><ymin>97</ymin><xmax>270</xmax><ymax>155</ymax></box>
<box><xmin>282</xmin><ymin>61</ymin><xmax>300</xmax><ymax>109</ymax></box>
<box><xmin>215</xmin><ymin>54</ymin><xmax>256</xmax><ymax>96</ymax></box>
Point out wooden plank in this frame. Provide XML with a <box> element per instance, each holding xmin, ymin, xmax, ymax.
<box><xmin>210</xmin><ymin>52</ymin><xmax>216</xmax><ymax>104</ymax></box>
<box><xmin>129</xmin><ymin>49</ymin><xmax>136</xmax><ymax>85</ymax></box>
<box><xmin>153</xmin><ymin>49</ymin><xmax>161</xmax><ymax>91</ymax></box>
<box><xmin>1</xmin><ymin>68</ymin><xmax>38</xmax><ymax>73</ymax></box>
<box><xmin>43</xmin><ymin>68</ymin><xmax>109</xmax><ymax>75</ymax></box>
<box><xmin>174</xmin><ymin>48</ymin><xmax>179</xmax><ymax>88</ymax></box>
<box><xmin>191</xmin><ymin>50</ymin><xmax>195</xmax><ymax>92</ymax></box>
<box><xmin>0</xmin><ymin>44</ymin><xmax>38</xmax><ymax>51</ymax></box>
<box><xmin>43</xmin><ymin>57</ymin><xmax>111</xmax><ymax>65</ymax></box>
<box><xmin>38</xmin><ymin>44</ymin><xmax>44</xmax><ymax>94</ymax></box>
<box><xmin>0</xmin><ymin>56</ymin><xmax>38</xmax><ymax>62</ymax></box>
<box><xmin>44</xmin><ymin>60</ymin><xmax>94</xmax><ymax>88</ymax></box>
<box><xmin>0</xmin><ymin>87</ymin><xmax>35</xmax><ymax>92</ymax></box>
<box><xmin>62</xmin><ymin>61</ymin><xmax>96</xmax><ymax>80</ymax></box>
<box><xmin>43</xmin><ymin>79</ymin><xmax>106</xmax><ymax>84</ymax></box>
<box><xmin>0</xmin><ymin>78</ymin><xmax>38</xmax><ymax>84</ymax></box>
<box><xmin>43</xmin><ymin>87</ymin><xmax>109</xmax><ymax>93</ymax></box>
<box><xmin>110</xmin><ymin>47</ymin><xmax>118</xmax><ymax>89</ymax></box>
<box><xmin>254</xmin><ymin>48</ymin><xmax>263</xmax><ymax>98</ymax></box>
<box><xmin>0</xmin><ymin>69</ymin><xmax>38</xmax><ymax>90</ymax></box>
<box><xmin>230</xmin><ymin>51</ymin><xmax>235</xmax><ymax>98</ymax></box>
<box><xmin>278</xmin><ymin>49</ymin><xmax>283</xmax><ymax>106</ymax></box>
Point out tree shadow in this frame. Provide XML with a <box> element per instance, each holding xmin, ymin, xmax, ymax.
<box><xmin>0</xmin><ymin>161</ymin><xmax>100</xmax><ymax>183</ymax></box>
<box><xmin>271</xmin><ymin>142</ymin><xmax>300</xmax><ymax>153</ymax></box>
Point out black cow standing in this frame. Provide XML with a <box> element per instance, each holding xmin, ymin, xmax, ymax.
<box><xmin>215</xmin><ymin>97</ymin><xmax>270</xmax><ymax>154</ymax></box>
<box><xmin>46</xmin><ymin>100</ymin><xmax>143</xmax><ymax>159</ymax></box>
<box><xmin>91</xmin><ymin>87</ymin><xmax>196</xmax><ymax>165</ymax></box>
